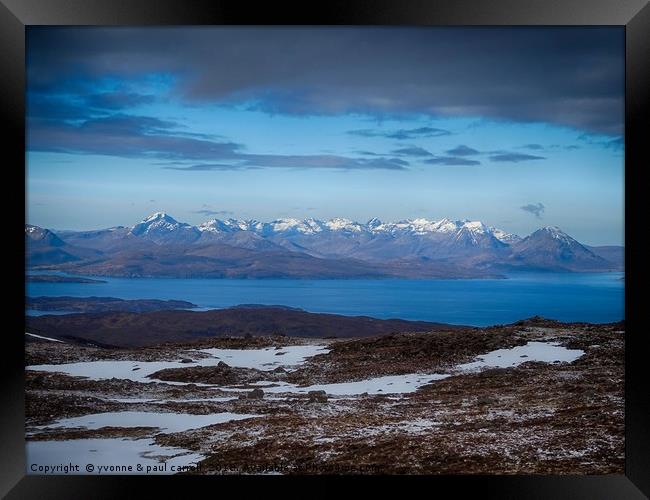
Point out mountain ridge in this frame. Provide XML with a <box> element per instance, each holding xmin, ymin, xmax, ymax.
<box><xmin>26</xmin><ymin>212</ymin><xmax>623</xmax><ymax>278</ymax></box>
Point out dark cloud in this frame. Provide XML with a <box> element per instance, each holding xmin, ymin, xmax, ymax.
<box><xmin>355</xmin><ymin>150</ymin><xmax>384</xmax><ymax>156</ymax></box>
<box><xmin>519</xmin><ymin>143</ymin><xmax>581</xmax><ymax>151</ymax></box>
<box><xmin>489</xmin><ymin>152</ymin><xmax>546</xmax><ymax>163</ymax></box>
<box><xmin>27</xmin><ymin>94</ymin><xmax>98</xmax><ymax>122</ymax></box>
<box><xmin>84</xmin><ymin>92</ymin><xmax>156</xmax><ymax>110</ymax></box>
<box><xmin>166</xmin><ymin>156</ymin><xmax>408</xmax><ymax>171</ymax></box>
<box><xmin>27</xmin><ymin>73</ymin><xmax>415</xmax><ymax>172</ymax></box>
<box><xmin>162</xmin><ymin>164</ymin><xmax>246</xmax><ymax>171</ymax></box>
<box><xmin>28</xmin><ymin>91</ymin><xmax>156</xmax><ymax>123</ymax></box>
<box><xmin>238</xmin><ymin>155</ymin><xmax>409</xmax><ymax>170</ymax></box>
<box><xmin>28</xmin><ymin>27</ymin><xmax>624</xmax><ymax>135</ymax></box>
<box><xmin>446</xmin><ymin>145</ymin><xmax>480</xmax><ymax>156</ymax></box>
<box><xmin>28</xmin><ymin>114</ymin><xmax>242</xmax><ymax>161</ymax></box>
<box><xmin>347</xmin><ymin>127</ymin><xmax>451</xmax><ymax>140</ymax></box>
<box><xmin>391</xmin><ymin>146</ymin><xmax>432</xmax><ymax>157</ymax></box>
<box><xmin>75</xmin><ymin>114</ymin><xmax>177</xmax><ymax>134</ymax></box>
<box><xmin>424</xmin><ymin>157</ymin><xmax>481</xmax><ymax>166</ymax></box>
<box><xmin>29</xmin><ymin>106</ymin><xmax>410</xmax><ymax>171</ymax></box>
<box><xmin>603</xmin><ymin>137</ymin><xmax>623</xmax><ymax>150</ymax></box>
<box><xmin>520</xmin><ymin>202</ymin><xmax>545</xmax><ymax>218</ymax></box>
<box><xmin>578</xmin><ymin>133</ymin><xmax>624</xmax><ymax>151</ymax></box>
<box><xmin>192</xmin><ymin>208</ymin><xmax>234</xmax><ymax>216</ymax></box>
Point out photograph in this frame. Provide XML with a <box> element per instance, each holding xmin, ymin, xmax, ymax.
<box><xmin>24</xmin><ymin>26</ymin><xmax>625</xmax><ymax>475</ymax></box>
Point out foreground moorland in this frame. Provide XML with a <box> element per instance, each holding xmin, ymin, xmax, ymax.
<box><xmin>25</xmin><ymin>316</ymin><xmax>623</xmax><ymax>475</ymax></box>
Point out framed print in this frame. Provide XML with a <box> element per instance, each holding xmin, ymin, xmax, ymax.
<box><xmin>2</xmin><ymin>0</ymin><xmax>648</xmax><ymax>497</ymax></box>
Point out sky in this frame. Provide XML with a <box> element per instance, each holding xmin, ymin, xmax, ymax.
<box><xmin>26</xmin><ymin>27</ymin><xmax>624</xmax><ymax>245</ymax></box>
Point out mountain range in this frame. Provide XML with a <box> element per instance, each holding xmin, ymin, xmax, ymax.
<box><xmin>25</xmin><ymin>212</ymin><xmax>623</xmax><ymax>279</ymax></box>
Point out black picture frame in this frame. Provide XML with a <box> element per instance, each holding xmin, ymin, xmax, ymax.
<box><xmin>3</xmin><ymin>0</ymin><xmax>647</xmax><ymax>497</ymax></box>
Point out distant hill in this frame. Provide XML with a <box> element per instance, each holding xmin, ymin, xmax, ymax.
<box><xmin>26</xmin><ymin>296</ymin><xmax>197</xmax><ymax>314</ymax></box>
<box><xmin>25</xmin><ymin>306</ymin><xmax>466</xmax><ymax>347</ymax></box>
<box><xmin>26</xmin><ymin>275</ymin><xmax>106</xmax><ymax>283</ymax></box>
<box><xmin>25</xmin><ymin>225</ymin><xmax>103</xmax><ymax>266</ymax></box>
<box><xmin>586</xmin><ymin>245</ymin><xmax>624</xmax><ymax>269</ymax></box>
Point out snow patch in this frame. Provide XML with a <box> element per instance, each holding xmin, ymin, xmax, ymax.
<box><xmin>26</xmin><ymin>345</ymin><xmax>330</xmax><ymax>384</ymax></box>
<box><xmin>26</xmin><ymin>332</ymin><xmax>64</xmax><ymax>343</ymax></box>
<box><xmin>35</xmin><ymin>411</ymin><xmax>258</xmax><ymax>434</ymax></box>
<box><xmin>455</xmin><ymin>341</ymin><xmax>584</xmax><ymax>372</ymax></box>
<box><xmin>197</xmin><ymin>345</ymin><xmax>330</xmax><ymax>371</ymax></box>
<box><xmin>253</xmin><ymin>373</ymin><xmax>450</xmax><ymax>396</ymax></box>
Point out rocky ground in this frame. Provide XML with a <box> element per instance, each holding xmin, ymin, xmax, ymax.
<box><xmin>25</xmin><ymin>318</ymin><xmax>624</xmax><ymax>474</ymax></box>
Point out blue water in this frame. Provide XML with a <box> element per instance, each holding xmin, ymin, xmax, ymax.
<box><xmin>25</xmin><ymin>272</ymin><xmax>624</xmax><ymax>327</ymax></box>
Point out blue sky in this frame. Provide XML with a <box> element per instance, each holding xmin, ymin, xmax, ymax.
<box><xmin>26</xmin><ymin>27</ymin><xmax>624</xmax><ymax>245</ymax></box>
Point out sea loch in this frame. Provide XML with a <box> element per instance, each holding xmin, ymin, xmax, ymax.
<box><xmin>26</xmin><ymin>271</ymin><xmax>624</xmax><ymax>327</ymax></box>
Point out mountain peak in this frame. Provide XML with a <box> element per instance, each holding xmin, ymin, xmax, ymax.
<box><xmin>534</xmin><ymin>226</ymin><xmax>573</xmax><ymax>241</ymax></box>
<box><xmin>430</xmin><ymin>218</ymin><xmax>460</xmax><ymax>233</ymax></box>
<box><xmin>461</xmin><ymin>220</ymin><xmax>487</xmax><ymax>231</ymax></box>
<box><xmin>512</xmin><ymin>225</ymin><xmax>608</xmax><ymax>270</ymax></box>
<box><xmin>269</xmin><ymin>218</ymin><xmax>303</xmax><ymax>232</ymax></box>
<box><xmin>325</xmin><ymin>218</ymin><xmax>363</xmax><ymax>232</ymax></box>
<box><xmin>540</xmin><ymin>225</ymin><xmax>564</xmax><ymax>233</ymax></box>
<box><xmin>199</xmin><ymin>218</ymin><xmax>237</xmax><ymax>233</ymax></box>
<box><xmin>130</xmin><ymin>211</ymin><xmax>201</xmax><ymax>243</ymax></box>
<box><xmin>142</xmin><ymin>212</ymin><xmax>177</xmax><ymax>224</ymax></box>
<box><xmin>25</xmin><ymin>224</ymin><xmax>66</xmax><ymax>247</ymax></box>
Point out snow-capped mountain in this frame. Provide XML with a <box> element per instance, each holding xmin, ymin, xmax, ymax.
<box><xmin>191</xmin><ymin>212</ymin><xmax>527</xmax><ymax>259</ymax></box>
<box><xmin>324</xmin><ymin>218</ymin><xmax>365</xmax><ymax>233</ymax></box>
<box><xmin>129</xmin><ymin>212</ymin><xmax>201</xmax><ymax>244</ymax></box>
<box><xmin>198</xmin><ymin>218</ymin><xmax>237</xmax><ymax>234</ymax></box>
<box><xmin>450</xmin><ymin>221</ymin><xmax>507</xmax><ymax>252</ymax></box>
<box><xmin>371</xmin><ymin>217</ymin><xmax>461</xmax><ymax>235</ymax></box>
<box><xmin>190</xmin><ymin>213</ymin><xmax>523</xmax><ymax>241</ymax></box>
<box><xmin>130</xmin><ymin>212</ymin><xmax>190</xmax><ymax>234</ymax></box>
